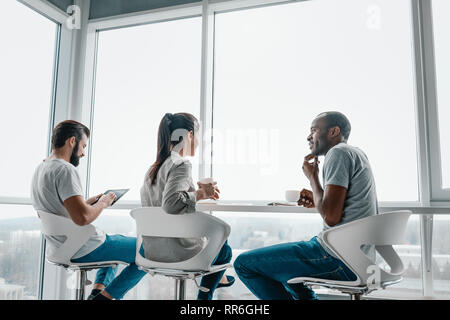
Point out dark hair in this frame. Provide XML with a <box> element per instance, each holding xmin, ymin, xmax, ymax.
<box><xmin>51</xmin><ymin>120</ymin><xmax>90</xmax><ymax>150</ymax></box>
<box><xmin>318</xmin><ymin>111</ymin><xmax>351</xmax><ymax>141</ymax></box>
<box><xmin>149</xmin><ymin>112</ymin><xmax>199</xmax><ymax>185</ymax></box>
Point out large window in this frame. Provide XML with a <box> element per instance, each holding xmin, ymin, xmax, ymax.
<box><xmin>0</xmin><ymin>1</ymin><xmax>57</xmax><ymax>198</ymax></box>
<box><xmin>89</xmin><ymin>17</ymin><xmax>202</xmax><ymax>202</ymax></box>
<box><xmin>212</xmin><ymin>0</ymin><xmax>418</xmax><ymax>202</ymax></box>
<box><xmin>432</xmin><ymin>0</ymin><xmax>450</xmax><ymax>190</ymax></box>
<box><xmin>430</xmin><ymin>1</ymin><xmax>450</xmax><ymax>298</ymax></box>
<box><xmin>0</xmin><ymin>1</ymin><xmax>58</xmax><ymax>300</ymax></box>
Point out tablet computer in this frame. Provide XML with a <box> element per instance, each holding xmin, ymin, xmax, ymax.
<box><xmin>92</xmin><ymin>189</ymin><xmax>129</xmax><ymax>206</ymax></box>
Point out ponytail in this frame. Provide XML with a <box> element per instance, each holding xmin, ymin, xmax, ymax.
<box><xmin>149</xmin><ymin>112</ymin><xmax>198</xmax><ymax>184</ymax></box>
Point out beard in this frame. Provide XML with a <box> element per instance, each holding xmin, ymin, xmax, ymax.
<box><xmin>70</xmin><ymin>140</ymin><xmax>81</xmax><ymax>167</ymax></box>
<box><xmin>312</xmin><ymin>132</ymin><xmax>330</xmax><ymax>156</ymax></box>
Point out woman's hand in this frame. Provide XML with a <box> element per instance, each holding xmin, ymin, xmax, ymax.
<box><xmin>196</xmin><ymin>181</ymin><xmax>220</xmax><ymax>201</ymax></box>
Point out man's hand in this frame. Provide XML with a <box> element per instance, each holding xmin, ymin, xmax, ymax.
<box><xmin>298</xmin><ymin>188</ymin><xmax>315</xmax><ymax>208</ymax></box>
<box><xmin>302</xmin><ymin>154</ymin><xmax>320</xmax><ymax>181</ymax></box>
<box><xmin>64</xmin><ymin>192</ymin><xmax>116</xmax><ymax>226</ymax></box>
<box><xmin>96</xmin><ymin>192</ymin><xmax>116</xmax><ymax>208</ymax></box>
<box><xmin>86</xmin><ymin>193</ymin><xmax>103</xmax><ymax>205</ymax></box>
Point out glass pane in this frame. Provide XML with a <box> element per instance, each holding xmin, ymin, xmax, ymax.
<box><xmin>432</xmin><ymin>0</ymin><xmax>450</xmax><ymax>189</ymax></box>
<box><xmin>0</xmin><ymin>1</ymin><xmax>56</xmax><ymax>198</ymax></box>
<box><xmin>89</xmin><ymin>17</ymin><xmax>202</xmax><ymax>202</ymax></box>
<box><xmin>212</xmin><ymin>0</ymin><xmax>418</xmax><ymax>201</ymax></box>
<box><xmin>0</xmin><ymin>205</ymin><xmax>41</xmax><ymax>299</ymax></box>
<box><xmin>432</xmin><ymin>215</ymin><xmax>450</xmax><ymax>298</ymax></box>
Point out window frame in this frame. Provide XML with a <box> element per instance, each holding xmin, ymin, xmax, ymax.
<box><xmin>426</xmin><ymin>0</ymin><xmax>450</xmax><ymax>201</ymax></box>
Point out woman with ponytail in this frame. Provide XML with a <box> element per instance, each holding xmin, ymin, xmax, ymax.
<box><xmin>140</xmin><ymin>112</ymin><xmax>233</xmax><ymax>300</ymax></box>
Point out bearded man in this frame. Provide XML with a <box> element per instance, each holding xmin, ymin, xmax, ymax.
<box><xmin>31</xmin><ymin>120</ymin><xmax>146</xmax><ymax>300</ymax></box>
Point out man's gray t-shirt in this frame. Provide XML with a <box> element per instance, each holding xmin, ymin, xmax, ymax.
<box><xmin>317</xmin><ymin>143</ymin><xmax>379</xmax><ymax>261</ymax></box>
<box><xmin>31</xmin><ymin>158</ymin><xmax>105</xmax><ymax>260</ymax></box>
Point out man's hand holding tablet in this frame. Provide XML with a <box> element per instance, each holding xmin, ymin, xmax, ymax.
<box><xmin>90</xmin><ymin>189</ymin><xmax>129</xmax><ymax>206</ymax></box>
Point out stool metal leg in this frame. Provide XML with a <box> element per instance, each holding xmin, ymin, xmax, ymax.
<box><xmin>350</xmin><ymin>293</ymin><xmax>362</xmax><ymax>300</ymax></box>
<box><xmin>175</xmin><ymin>278</ymin><xmax>186</xmax><ymax>300</ymax></box>
<box><xmin>75</xmin><ymin>270</ymin><xmax>87</xmax><ymax>300</ymax></box>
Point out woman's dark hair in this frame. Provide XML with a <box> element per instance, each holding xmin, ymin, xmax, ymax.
<box><xmin>149</xmin><ymin>112</ymin><xmax>199</xmax><ymax>184</ymax></box>
<box><xmin>51</xmin><ymin>120</ymin><xmax>90</xmax><ymax>150</ymax></box>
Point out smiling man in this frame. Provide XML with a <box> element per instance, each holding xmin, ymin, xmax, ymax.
<box><xmin>233</xmin><ymin>111</ymin><xmax>378</xmax><ymax>300</ymax></box>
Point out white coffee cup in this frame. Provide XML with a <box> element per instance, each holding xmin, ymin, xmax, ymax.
<box><xmin>285</xmin><ymin>190</ymin><xmax>300</xmax><ymax>202</ymax></box>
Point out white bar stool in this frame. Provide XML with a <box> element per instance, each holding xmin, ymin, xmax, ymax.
<box><xmin>38</xmin><ymin>210</ymin><xmax>128</xmax><ymax>300</ymax></box>
<box><xmin>130</xmin><ymin>207</ymin><xmax>231</xmax><ymax>300</ymax></box>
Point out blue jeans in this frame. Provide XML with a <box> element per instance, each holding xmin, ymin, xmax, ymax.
<box><xmin>71</xmin><ymin>234</ymin><xmax>146</xmax><ymax>300</ymax></box>
<box><xmin>198</xmin><ymin>240</ymin><xmax>233</xmax><ymax>300</ymax></box>
<box><xmin>233</xmin><ymin>236</ymin><xmax>356</xmax><ymax>300</ymax></box>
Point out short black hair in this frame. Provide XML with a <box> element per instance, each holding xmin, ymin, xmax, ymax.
<box><xmin>51</xmin><ymin>120</ymin><xmax>90</xmax><ymax>150</ymax></box>
<box><xmin>317</xmin><ymin>111</ymin><xmax>351</xmax><ymax>141</ymax></box>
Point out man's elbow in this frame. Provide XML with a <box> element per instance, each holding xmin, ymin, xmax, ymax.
<box><xmin>324</xmin><ymin>212</ymin><xmax>342</xmax><ymax>227</ymax></box>
<box><xmin>69</xmin><ymin>210</ymin><xmax>90</xmax><ymax>226</ymax></box>
<box><xmin>74</xmin><ymin>216</ymin><xmax>89</xmax><ymax>226</ymax></box>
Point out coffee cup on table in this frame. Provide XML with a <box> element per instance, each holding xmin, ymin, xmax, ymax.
<box><xmin>285</xmin><ymin>190</ymin><xmax>300</xmax><ymax>203</ymax></box>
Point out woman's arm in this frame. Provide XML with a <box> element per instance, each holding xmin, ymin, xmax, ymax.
<box><xmin>162</xmin><ymin>161</ymin><xmax>197</xmax><ymax>214</ymax></box>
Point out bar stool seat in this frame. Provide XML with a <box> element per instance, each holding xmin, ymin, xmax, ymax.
<box><xmin>38</xmin><ymin>210</ymin><xmax>129</xmax><ymax>300</ymax></box>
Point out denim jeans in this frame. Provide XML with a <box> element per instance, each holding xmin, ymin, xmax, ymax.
<box><xmin>71</xmin><ymin>234</ymin><xmax>146</xmax><ymax>300</ymax></box>
<box><xmin>197</xmin><ymin>240</ymin><xmax>233</xmax><ymax>300</ymax></box>
<box><xmin>233</xmin><ymin>236</ymin><xmax>356</xmax><ymax>300</ymax></box>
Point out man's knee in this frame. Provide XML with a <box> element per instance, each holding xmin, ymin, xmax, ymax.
<box><xmin>233</xmin><ymin>251</ymin><xmax>253</xmax><ymax>274</ymax></box>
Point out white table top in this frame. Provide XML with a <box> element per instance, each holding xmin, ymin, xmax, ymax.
<box><xmin>196</xmin><ymin>201</ymin><xmax>450</xmax><ymax>214</ymax></box>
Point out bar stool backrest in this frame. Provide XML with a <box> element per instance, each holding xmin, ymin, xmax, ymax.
<box><xmin>130</xmin><ymin>207</ymin><xmax>230</xmax><ymax>272</ymax></box>
<box><xmin>38</xmin><ymin>210</ymin><xmax>95</xmax><ymax>265</ymax></box>
<box><xmin>322</xmin><ymin>210</ymin><xmax>412</xmax><ymax>286</ymax></box>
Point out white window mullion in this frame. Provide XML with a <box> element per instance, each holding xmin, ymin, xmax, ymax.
<box><xmin>199</xmin><ymin>0</ymin><xmax>215</xmax><ymax>180</ymax></box>
<box><xmin>410</xmin><ymin>0</ymin><xmax>438</xmax><ymax>297</ymax></box>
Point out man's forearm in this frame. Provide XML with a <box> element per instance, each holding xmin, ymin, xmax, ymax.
<box><xmin>309</xmin><ymin>175</ymin><xmax>325</xmax><ymax>219</ymax></box>
<box><xmin>82</xmin><ymin>201</ymin><xmax>108</xmax><ymax>225</ymax></box>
